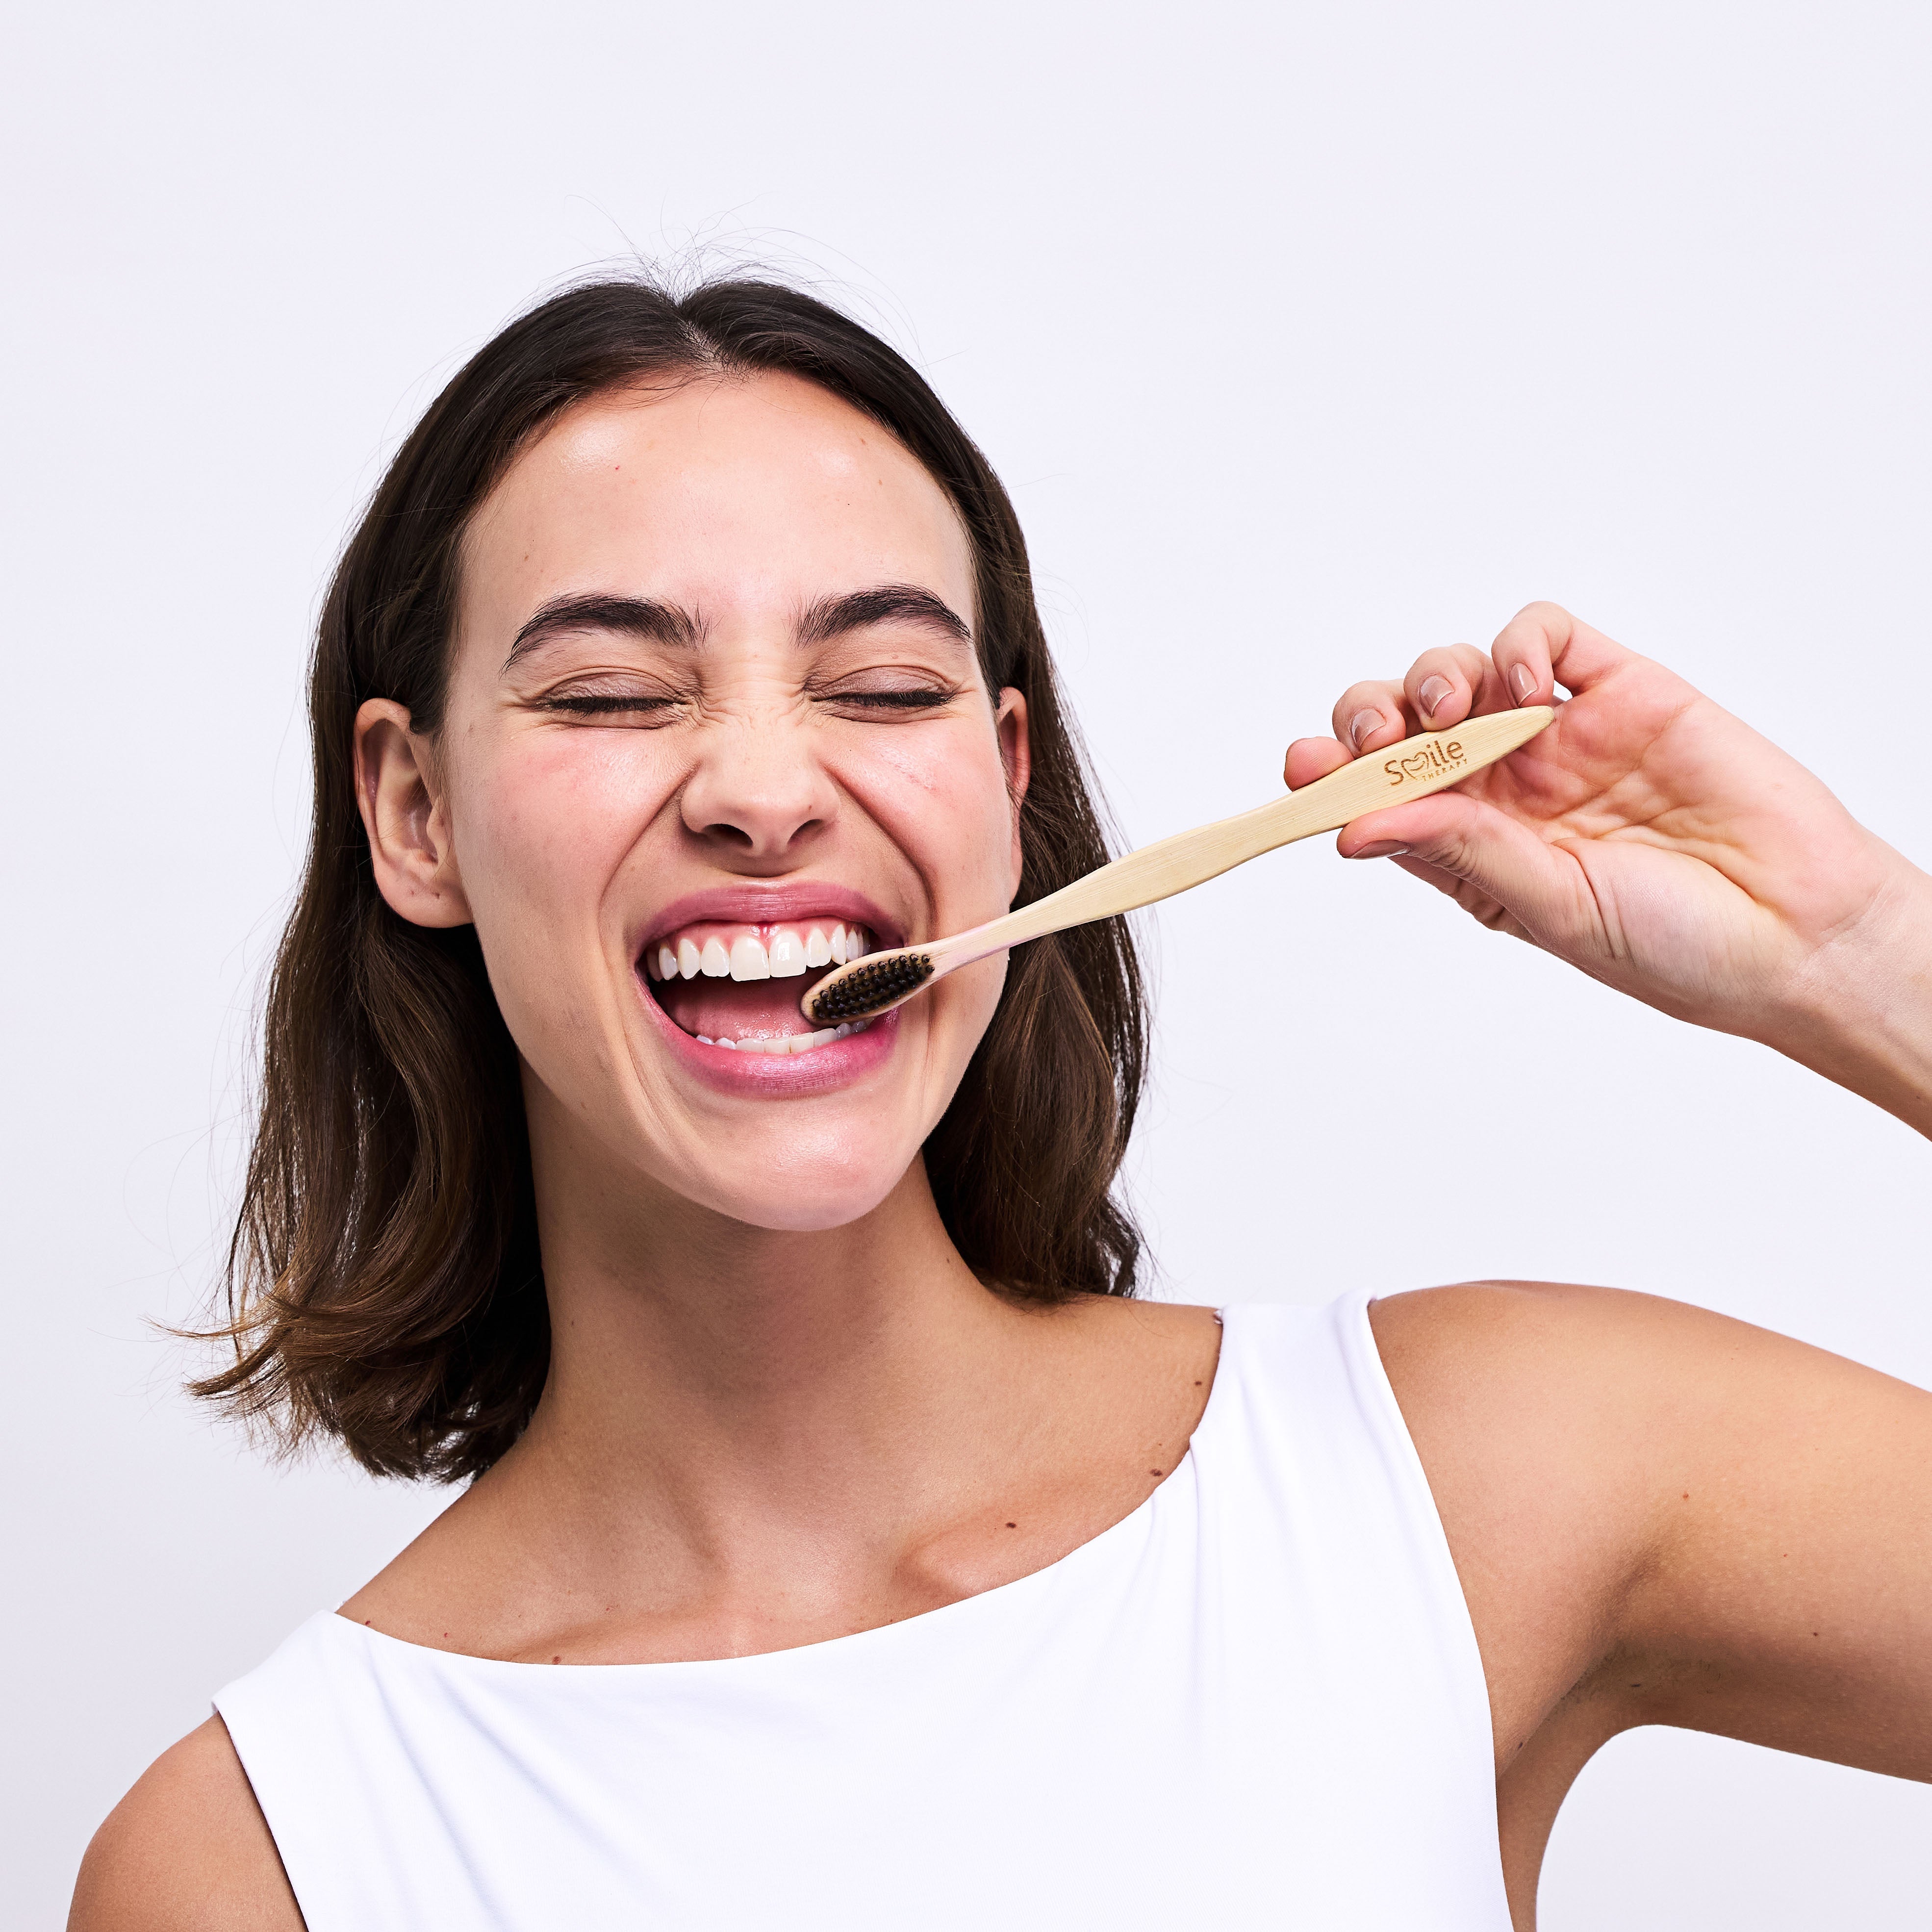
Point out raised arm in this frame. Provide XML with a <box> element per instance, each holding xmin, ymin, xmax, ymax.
<box><xmin>1284</xmin><ymin>603</ymin><xmax>1932</xmax><ymax>1138</ymax></box>
<box><xmin>1373</xmin><ymin>1280</ymin><xmax>1932</xmax><ymax>1927</ymax></box>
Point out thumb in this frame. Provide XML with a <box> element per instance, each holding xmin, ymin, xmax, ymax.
<box><xmin>1336</xmin><ymin>790</ymin><xmax>1599</xmax><ymax>951</ymax></box>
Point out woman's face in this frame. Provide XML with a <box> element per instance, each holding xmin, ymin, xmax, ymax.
<box><xmin>358</xmin><ymin>372</ymin><xmax>1028</xmax><ymax>1232</ymax></box>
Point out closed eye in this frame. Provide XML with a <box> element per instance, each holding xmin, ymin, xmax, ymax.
<box><xmin>534</xmin><ymin>691</ymin><xmax>680</xmax><ymax>718</ymax></box>
<box><xmin>823</xmin><ymin>688</ymin><xmax>954</xmax><ymax>711</ymax></box>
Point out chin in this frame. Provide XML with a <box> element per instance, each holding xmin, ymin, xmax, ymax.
<box><xmin>676</xmin><ymin>1123</ymin><xmax>918</xmax><ymax>1234</ymax></box>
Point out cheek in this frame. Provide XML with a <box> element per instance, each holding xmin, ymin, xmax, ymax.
<box><xmin>448</xmin><ymin>737</ymin><xmax>675</xmax><ymax>1082</ymax></box>
<box><xmin>848</xmin><ymin>728</ymin><xmax>1018</xmax><ymax>911</ymax></box>
<box><xmin>448</xmin><ymin>735</ymin><xmax>680</xmax><ymax>1119</ymax></box>
<box><xmin>455</xmin><ymin>732</ymin><xmax>669</xmax><ymax>925</ymax></box>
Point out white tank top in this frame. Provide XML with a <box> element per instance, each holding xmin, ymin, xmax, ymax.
<box><xmin>216</xmin><ymin>1294</ymin><xmax>1509</xmax><ymax>1929</ymax></box>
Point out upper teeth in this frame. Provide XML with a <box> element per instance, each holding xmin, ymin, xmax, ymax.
<box><xmin>646</xmin><ymin>922</ymin><xmax>871</xmax><ymax>982</ymax></box>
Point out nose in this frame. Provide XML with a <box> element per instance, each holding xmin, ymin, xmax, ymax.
<box><xmin>678</xmin><ymin>715</ymin><xmax>836</xmax><ymax>864</ymax></box>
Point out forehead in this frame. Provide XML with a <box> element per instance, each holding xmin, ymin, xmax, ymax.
<box><xmin>461</xmin><ymin>371</ymin><xmax>974</xmax><ymax>627</ymax></box>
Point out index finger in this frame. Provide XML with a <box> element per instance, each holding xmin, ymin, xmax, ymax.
<box><xmin>1329</xmin><ymin>679</ymin><xmax>1414</xmax><ymax>754</ymax></box>
<box><xmin>1283</xmin><ymin>735</ymin><xmax>1354</xmax><ymax>790</ymax></box>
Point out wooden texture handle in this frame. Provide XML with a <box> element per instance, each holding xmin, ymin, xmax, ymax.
<box><xmin>943</xmin><ymin>706</ymin><xmax>1554</xmax><ymax>962</ymax></box>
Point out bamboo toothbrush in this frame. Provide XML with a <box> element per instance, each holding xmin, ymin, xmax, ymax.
<box><xmin>801</xmin><ymin>706</ymin><xmax>1555</xmax><ymax>1026</ymax></box>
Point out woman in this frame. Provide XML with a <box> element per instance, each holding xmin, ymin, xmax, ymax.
<box><xmin>71</xmin><ymin>279</ymin><xmax>1932</xmax><ymax>1931</ymax></box>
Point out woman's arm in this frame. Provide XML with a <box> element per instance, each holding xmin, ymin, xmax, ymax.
<box><xmin>68</xmin><ymin>1718</ymin><xmax>304</xmax><ymax>1932</ymax></box>
<box><xmin>1284</xmin><ymin>603</ymin><xmax>1932</xmax><ymax>1137</ymax></box>
<box><xmin>1373</xmin><ymin>1282</ymin><xmax>1932</xmax><ymax>1925</ymax></box>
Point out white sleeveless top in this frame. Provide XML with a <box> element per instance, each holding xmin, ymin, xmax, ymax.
<box><xmin>216</xmin><ymin>1294</ymin><xmax>1509</xmax><ymax>1929</ymax></box>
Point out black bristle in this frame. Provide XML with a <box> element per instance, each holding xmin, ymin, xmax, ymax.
<box><xmin>808</xmin><ymin>952</ymin><xmax>935</xmax><ymax>1023</ymax></box>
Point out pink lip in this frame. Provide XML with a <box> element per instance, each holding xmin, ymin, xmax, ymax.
<box><xmin>633</xmin><ymin>962</ymin><xmax>900</xmax><ymax>1095</ymax></box>
<box><xmin>632</xmin><ymin>882</ymin><xmax>905</xmax><ymax>956</ymax></box>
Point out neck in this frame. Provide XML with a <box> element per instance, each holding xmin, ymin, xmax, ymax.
<box><xmin>346</xmin><ymin>1082</ymin><xmax>1221</xmax><ymax>1663</ymax></box>
<box><xmin>483</xmin><ymin>1093</ymin><xmax>1045</xmax><ymax>1579</ymax></box>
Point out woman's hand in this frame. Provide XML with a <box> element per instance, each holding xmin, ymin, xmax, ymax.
<box><xmin>1285</xmin><ymin>602</ymin><xmax>1932</xmax><ymax>1135</ymax></box>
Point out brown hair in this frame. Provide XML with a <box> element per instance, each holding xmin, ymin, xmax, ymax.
<box><xmin>197</xmin><ymin>277</ymin><xmax>1149</xmax><ymax>1482</ymax></box>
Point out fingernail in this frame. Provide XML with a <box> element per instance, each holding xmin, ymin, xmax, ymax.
<box><xmin>1347</xmin><ymin>841</ymin><xmax>1411</xmax><ymax>860</ymax></box>
<box><xmin>1347</xmin><ymin>708</ymin><xmax>1384</xmax><ymax>752</ymax></box>
<box><xmin>1508</xmin><ymin>662</ymin><xmax>1537</xmax><ymax>703</ymax></box>
<box><xmin>1418</xmin><ymin>675</ymin><xmax>1455</xmax><ymax>721</ymax></box>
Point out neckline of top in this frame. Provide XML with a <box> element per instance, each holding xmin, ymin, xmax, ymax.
<box><xmin>328</xmin><ymin>1304</ymin><xmax>1240</xmax><ymax>1678</ymax></box>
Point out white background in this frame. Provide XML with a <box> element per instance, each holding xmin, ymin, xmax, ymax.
<box><xmin>5</xmin><ymin>1</ymin><xmax>1929</xmax><ymax>1924</ymax></box>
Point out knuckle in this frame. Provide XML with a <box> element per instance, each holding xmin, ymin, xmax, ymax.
<box><xmin>1416</xmin><ymin>827</ymin><xmax>1477</xmax><ymax>880</ymax></box>
<box><xmin>1509</xmin><ymin>599</ymin><xmax>1571</xmax><ymax>637</ymax></box>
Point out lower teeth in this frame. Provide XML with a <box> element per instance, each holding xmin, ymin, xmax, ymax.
<box><xmin>693</xmin><ymin>1020</ymin><xmax>868</xmax><ymax>1056</ymax></box>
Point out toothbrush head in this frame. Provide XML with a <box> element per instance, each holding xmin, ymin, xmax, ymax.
<box><xmin>803</xmin><ymin>950</ymin><xmax>936</xmax><ymax>1025</ymax></box>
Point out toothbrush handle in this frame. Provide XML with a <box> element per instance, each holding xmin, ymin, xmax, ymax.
<box><xmin>941</xmin><ymin>707</ymin><xmax>1554</xmax><ymax>964</ymax></box>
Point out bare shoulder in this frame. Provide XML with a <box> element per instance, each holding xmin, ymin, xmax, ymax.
<box><xmin>69</xmin><ymin>1717</ymin><xmax>303</xmax><ymax>1932</ymax></box>
<box><xmin>1366</xmin><ymin>1279</ymin><xmax>1932</xmax><ymax>1766</ymax></box>
<box><xmin>1368</xmin><ymin>1276</ymin><xmax>1918</xmax><ymax>1462</ymax></box>
<box><xmin>1367</xmin><ymin>1282</ymin><xmax>1686</xmax><ymax>1574</ymax></box>
<box><xmin>1370</xmin><ymin>1276</ymin><xmax>1705</xmax><ymax>1418</ymax></box>
<box><xmin>1370</xmin><ymin>1272</ymin><xmax>1698</xmax><ymax>1360</ymax></box>
<box><xmin>1365</xmin><ymin>1278</ymin><xmax>1874</xmax><ymax>1531</ymax></box>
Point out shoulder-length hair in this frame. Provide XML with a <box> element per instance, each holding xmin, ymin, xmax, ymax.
<box><xmin>197</xmin><ymin>278</ymin><xmax>1149</xmax><ymax>1482</ymax></box>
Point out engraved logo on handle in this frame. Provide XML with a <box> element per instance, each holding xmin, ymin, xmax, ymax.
<box><xmin>1385</xmin><ymin>738</ymin><xmax>1465</xmax><ymax>786</ymax></box>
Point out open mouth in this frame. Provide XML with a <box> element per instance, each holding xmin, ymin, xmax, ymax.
<box><xmin>640</xmin><ymin>918</ymin><xmax>880</xmax><ymax>1057</ymax></box>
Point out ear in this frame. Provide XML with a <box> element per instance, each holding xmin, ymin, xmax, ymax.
<box><xmin>995</xmin><ymin>687</ymin><xmax>1031</xmax><ymax>804</ymax></box>
<box><xmin>995</xmin><ymin>686</ymin><xmax>1031</xmax><ymax>884</ymax></box>
<box><xmin>353</xmin><ymin>699</ymin><xmax>474</xmax><ymax>928</ymax></box>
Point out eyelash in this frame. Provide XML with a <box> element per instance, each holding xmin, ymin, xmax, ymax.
<box><xmin>539</xmin><ymin>693</ymin><xmax>677</xmax><ymax>715</ymax></box>
<box><xmin>535</xmin><ymin>686</ymin><xmax>958</xmax><ymax>717</ymax></box>
<box><xmin>825</xmin><ymin>687</ymin><xmax>954</xmax><ymax>711</ymax></box>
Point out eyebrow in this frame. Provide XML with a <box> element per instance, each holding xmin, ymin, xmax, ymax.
<box><xmin>796</xmin><ymin>584</ymin><xmax>972</xmax><ymax>650</ymax></box>
<box><xmin>501</xmin><ymin>581</ymin><xmax>972</xmax><ymax>678</ymax></box>
<box><xmin>502</xmin><ymin>594</ymin><xmax>703</xmax><ymax>674</ymax></box>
